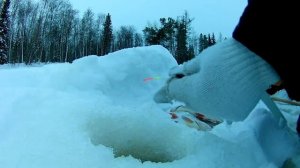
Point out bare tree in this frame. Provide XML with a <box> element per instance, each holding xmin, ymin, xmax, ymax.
<box><xmin>0</xmin><ymin>0</ymin><xmax>10</xmax><ymax>64</ymax></box>
<box><xmin>115</xmin><ymin>25</ymin><xmax>135</xmax><ymax>50</ymax></box>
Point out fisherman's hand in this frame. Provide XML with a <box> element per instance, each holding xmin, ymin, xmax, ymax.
<box><xmin>154</xmin><ymin>38</ymin><xmax>280</xmax><ymax>121</ymax></box>
<box><xmin>168</xmin><ymin>57</ymin><xmax>201</xmax><ymax>78</ymax></box>
<box><xmin>153</xmin><ymin>56</ymin><xmax>201</xmax><ymax>103</ymax></box>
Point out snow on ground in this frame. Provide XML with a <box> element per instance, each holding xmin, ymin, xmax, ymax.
<box><xmin>0</xmin><ymin>45</ymin><xmax>299</xmax><ymax>168</ymax></box>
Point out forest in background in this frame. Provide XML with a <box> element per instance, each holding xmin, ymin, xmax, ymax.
<box><xmin>0</xmin><ymin>0</ymin><xmax>225</xmax><ymax>65</ymax></box>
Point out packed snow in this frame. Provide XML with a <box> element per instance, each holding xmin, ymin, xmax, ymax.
<box><xmin>0</xmin><ymin>45</ymin><xmax>300</xmax><ymax>168</ymax></box>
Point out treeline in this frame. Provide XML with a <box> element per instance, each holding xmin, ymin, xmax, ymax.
<box><xmin>1</xmin><ymin>0</ymin><xmax>143</xmax><ymax>64</ymax></box>
<box><xmin>143</xmin><ymin>12</ymin><xmax>219</xmax><ymax>64</ymax></box>
<box><xmin>0</xmin><ymin>0</ymin><xmax>225</xmax><ymax>65</ymax></box>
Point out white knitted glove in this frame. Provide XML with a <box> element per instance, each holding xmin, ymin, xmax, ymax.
<box><xmin>168</xmin><ymin>56</ymin><xmax>201</xmax><ymax>77</ymax></box>
<box><xmin>154</xmin><ymin>38</ymin><xmax>280</xmax><ymax>121</ymax></box>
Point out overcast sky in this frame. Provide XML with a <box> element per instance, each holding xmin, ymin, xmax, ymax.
<box><xmin>68</xmin><ymin>0</ymin><xmax>247</xmax><ymax>37</ymax></box>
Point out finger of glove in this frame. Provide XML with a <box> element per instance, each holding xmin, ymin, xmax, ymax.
<box><xmin>169</xmin><ymin>57</ymin><xmax>201</xmax><ymax>78</ymax></box>
<box><xmin>169</xmin><ymin>65</ymin><xmax>185</xmax><ymax>77</ymax></box>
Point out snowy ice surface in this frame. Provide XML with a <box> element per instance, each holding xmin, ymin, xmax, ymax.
<box><xmin>0</xmin><ymin>45</ymin><xmax>299</xmax><ymax>168</ymax></box>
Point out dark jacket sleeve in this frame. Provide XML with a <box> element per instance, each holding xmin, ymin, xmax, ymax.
<box><xmin>232</xmin><ymin>0</ymin><xmax>300</xmax><ymax>101</ymax></box>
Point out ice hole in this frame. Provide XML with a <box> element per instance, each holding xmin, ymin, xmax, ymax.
<box><xmin>87</xmin><ymin>112</ymin><xmax>193</xmax><ymax>163</ymax></box>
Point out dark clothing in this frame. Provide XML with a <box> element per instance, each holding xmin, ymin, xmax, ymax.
<box><xmin>297</xmin><ymin>115</ymin><xmax>300</xmax><ymax>136</ymax></box>
<box><xmin>233</xmin><ymin>0</ymin><xmax>300</xmax><ymax>101</ymax></box>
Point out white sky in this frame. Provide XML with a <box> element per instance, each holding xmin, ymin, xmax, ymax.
<box><xmin>68</xmin><ymin>0</ymin><xmax>247</xmax><ymax>37</ymax></box>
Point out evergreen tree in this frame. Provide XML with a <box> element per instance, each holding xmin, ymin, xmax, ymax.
<box><xmin>160</xmin><ymin>17</ymin><xmax>176</xmax><ymax>54</ymax></box>
<box><xmin>175</xmin><ymin>20</ymin><xmax>188</xmax><ymax>64</ymax></box>
<box><xmin>207</xmin><ymin>33</ymin><xmax>216</xmax><ymax>47</ymax></box>
<box><xmin>211</xmin><ymin>33</ymin><xmax>216</xmax><ymax>45</ymax></box>
<box><xmin>199</xmin><ymin>33</ymin><xmax>205</xmax><ymax>53</ymax></box>
<box><xmin>143</xmin><ymin>11</ymin><xmax>192</xmax><ymax>64</ymax></box>
<box><xmin>175</xmin><ymin>11</ymin><xmax>192</xmax><ymax>64</ymax></box>
<box><xmin>187</xmin><ymin>45</ymin><xmax>195</xmax><ymax>60</ymax></box>
<box><xmin>0</xmin><ymin>0</ymin><xmax>10</xmax><ymax>64</ymax></box>
<box><xmin>208</xmin><ymin>33</ymin><xmax>212</xmax><ymax>46</ymax></box>
<box><xmin>199</xmin><ymin>33</ymin><xmax>217</xmax><ymax>53</ymax></box>
<box><xmin>143</xmin><ymin>26</ymin><xmax>160</xmax><ymax>45</ymax></box>
<box><xmin>143</xmin><ymin>17</ymin><xmax>176</xmax><ymax>54</ymax></box>
<box><xmin>101</xmin><ymin>13</ymin><xmax>113</xmax><ymax>55</ymax></box>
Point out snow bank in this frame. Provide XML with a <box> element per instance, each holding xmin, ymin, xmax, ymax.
<box><xmin>0</xmin><ymin>45</ymin><xmax>299</xmax><ymax>168</ymax></box>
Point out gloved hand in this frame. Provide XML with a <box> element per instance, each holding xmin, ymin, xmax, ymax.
<box><xmin>168</xmin><ymin>57</ymin><xmax>201</xmax><ymax>78</ymax></box>
<box><xmin>154</xmin><ymin>38</ymin><xmax>280</xmax><ymax>121</ymax></box>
